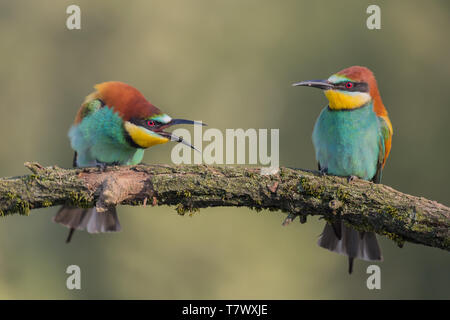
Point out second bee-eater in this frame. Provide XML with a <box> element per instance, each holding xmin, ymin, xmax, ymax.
<box><xmin>293</xmin><ymin>66</ymin><xmax>393</xmax><ymax>273</ymax></box>
<box><xmin>54</xmin><ymin>81</ymin><xmax>204</xmax><ymax>242</ymax></box>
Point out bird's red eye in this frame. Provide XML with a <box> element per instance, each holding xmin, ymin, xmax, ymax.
<box><xmin>345</xmin><ymin>82</ymin><xmax>353</xmax><ymax>89</ymax></box>
<box><xmin>147</xmin><ymin>120</ymin><xmax>155</xmax><ymax>127</ymax></box>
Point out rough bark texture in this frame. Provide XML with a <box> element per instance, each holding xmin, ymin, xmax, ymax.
<box><xmin>0</xmin><ymin>162</ymin><xmax>449</xmax><ymax>252</ymax></box>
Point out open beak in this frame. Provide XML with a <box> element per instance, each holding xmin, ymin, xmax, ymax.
<box><xmin>292</xmin><ymin>79</ymin><xmax>334</xmax><ymax>90</ymax></box>
<box><xmin>156</xmin><ymin>119</ymin><xmax>207</xmax><ymax>152</ymax></box>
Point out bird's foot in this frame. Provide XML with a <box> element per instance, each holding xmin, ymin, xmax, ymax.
<box><xmin>282</xmin><ymin>213</ymin><xmax>307</xmax><ymax>226</ymax></box>
<box><xmin>96</xmin><ymin>161</ymin><xmax>120</xmax><ymax>172</ymax></box>
<box><xmin>347</xmin><ymin>175</ymin><xmax>358</xmax><ymax>183</ymax></box>
<box><xmin>319</xmin><ymin>167</ymin><xmax>328</xmax><ymax>176</ymax></box>
<box><xmin>96</xmin><ymin>162</ymin><xmax>108</xmax><ymax>172</ymax></box>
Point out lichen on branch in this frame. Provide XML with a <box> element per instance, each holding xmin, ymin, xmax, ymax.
<box><xmin>0</xmin><ymin>162</ymin><xmax>448</xmax><ymax>252</ymax></box>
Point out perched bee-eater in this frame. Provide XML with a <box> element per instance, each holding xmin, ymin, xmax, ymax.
<box><xmin>54</xmin><ymin>81</ymin><xmax>204</xmax><ymax>242</ymax></box>
<box><xmin>293</xmin><ymin>66</ymin><xmax>393</xmax><ymax>273</ymax></box>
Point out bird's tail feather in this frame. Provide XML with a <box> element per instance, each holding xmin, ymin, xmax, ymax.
<box><xmin>318</xmin><ymin>220</ymin><xmax>382</xmax><ymax>273</ymax></box>
<box><xmin>53</xmin><ymin>206</ymin><xmax>121</xmax><ymax>242</ymax></box>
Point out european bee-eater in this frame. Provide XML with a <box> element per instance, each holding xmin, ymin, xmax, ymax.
<box><xmin>54</xmin><ymin>81</ymin><xmax>204</xmax><ymax>242</ymax></box>
<box><xmin>293</xmin><ymin>66</ymin><xmax>393</xmax><ymax>273</ymax></box>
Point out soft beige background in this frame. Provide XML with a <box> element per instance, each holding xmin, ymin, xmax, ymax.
<box><xmin>0</xmin><ymin>0</ymin><xmax>449</xmax><ymax>299</ymax></box>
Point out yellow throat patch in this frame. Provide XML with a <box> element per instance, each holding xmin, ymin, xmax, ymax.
<box><xmin>324</xmin><ymin>90</ymin><xmax>371</xmax><ymax>110</ymax></box>
<box><xmin>124</xmin><ymin>121</ymin><xmax>169</xmax><ymax>148</ymax></box>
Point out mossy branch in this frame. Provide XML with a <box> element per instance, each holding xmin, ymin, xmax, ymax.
<box><xmin>0</xmin><ymin>162</ymin><xmax>449</xmax><ymax>251</ymax></box>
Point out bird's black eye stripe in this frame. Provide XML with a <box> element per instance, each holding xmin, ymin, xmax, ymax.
<box><xmin>337</xmin><ymin>81</ymin><xmax>369</xmax><ymax>92</ymax></box>
<box><xmin>145</xmin><ymin>119</ymin><xmax>162</xmax><ymax>128</ymax></box>
<box><xmin>129</xmin><ymin>118</ymin><xmax>162</xmax><ymax>129</ymax></box>
<box><xmin>147</xmin><ymin>120</ymin><xmax>162</xmax><ymax>128</ymax></box>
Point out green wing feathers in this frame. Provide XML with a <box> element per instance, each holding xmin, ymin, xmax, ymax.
<box><xmin>373</xmin><ymin>116</ymin><xmax>393</xmax><ymax>183</ymax></box>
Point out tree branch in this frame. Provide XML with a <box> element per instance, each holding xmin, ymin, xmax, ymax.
<box><xmin>0</xmin><ymin>162</ymin><xmax>449</xmax><ymax>251</ymax></box>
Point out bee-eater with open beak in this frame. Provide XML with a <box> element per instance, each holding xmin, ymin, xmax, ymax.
<box><xmin>54</xmin><ymin>81</ymin><xmax>205</xmax><ymax>242</ymax></box>
<box><xmin>293</xmin><ymin>66</ymin><xmax>393</xmax><ymax>273</ymax></box>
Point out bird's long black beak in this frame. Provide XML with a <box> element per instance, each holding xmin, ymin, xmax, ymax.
<box><xmin>292</xmin><ymin>80</ymin><xmax>334</xmax><ymax>90</ymax></box>
<box><xmin>167</xmin><ymin>119</ymin><xmax>206</xmax><ymax>126</ymax></box>
<box><xmin>158</xmin><ymin>119</ymin><xmax>207</xmax><ymax>152</ymax></box>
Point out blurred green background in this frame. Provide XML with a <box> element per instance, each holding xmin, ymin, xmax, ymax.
<box><xmin>0</xmin><ymin>0</ymin><xmax>449</xmax><ymax>299</ymax></box>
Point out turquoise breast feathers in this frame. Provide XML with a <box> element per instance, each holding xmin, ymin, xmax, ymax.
<box><xmin>69</xmin><ymin>106</ymin><xmax>144</xmax><ymax>167</ymax></box>
<box><xmin>312</xmin><ymin>102</ymin><xmax>381</xmax><ymax>181</ymax></box>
